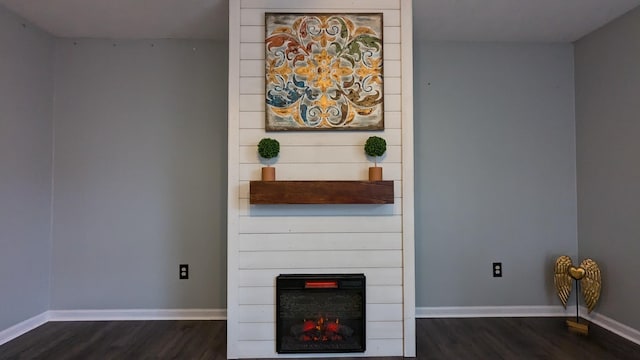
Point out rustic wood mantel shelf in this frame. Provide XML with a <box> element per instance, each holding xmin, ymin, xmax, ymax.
<box><xmin>249</xmin><ymin>180</ymin><xmax>394</xmax><ymax>204</ymax></box>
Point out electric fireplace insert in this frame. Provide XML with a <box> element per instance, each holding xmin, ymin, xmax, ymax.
<box><xmin>276</xmin><ymin>274</ymin><xmax>366</xmax><ymax>354</ymax></box>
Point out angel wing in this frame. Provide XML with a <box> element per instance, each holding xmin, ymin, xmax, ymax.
<box><xmin>554</xmin><ymin>256</ymin><xmax>573</xmax><ymax>308</ymax></box>
<box><xmin>579</xmin><ymin>258</ymin><xmax>601</xmax><ymax>313</ymax></box>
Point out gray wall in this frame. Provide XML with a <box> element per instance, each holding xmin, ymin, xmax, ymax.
<box><xmin>0</xmin><ymin>6</ymin><xmax>53</xmax><ymax>330</ymax></box>
<box><xmin>414</xmin><ymin>43</ymin><xmax>578</xmax><ymax>307</ymax></box>
<box><xmin>51</xmin><ymin>39</ymin><xmax>227</xmax><ymax>309</ymax></box>
<box><xmin>575</xmin><ymin>7</ymin><xmax>640</xmax><ymax>330</ymax></box>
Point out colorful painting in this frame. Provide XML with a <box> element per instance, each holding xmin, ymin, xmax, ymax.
<box><xmin>265</xmin><ymin>13</ymin><xmax>384</xmax><ymax>131</ymax></box>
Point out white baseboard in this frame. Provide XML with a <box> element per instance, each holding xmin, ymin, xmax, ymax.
<box><xmin>48</xmin><ymin>308</ymin><xmax>227</xmax><ymax>321</ymax></box>
<box><xmin>0</xmin><ymin>309</ymin><xmax>226</xmax><ymax>346</ymax></box>
<box><xmin>0</xmin><ymin>312</ymin><xmax>49</xmax><ymax>346</ymax></box>
<box><xmin>416</xmin><ymin>306</ymin><xmax>640</xmax><ymax>346</ymax></box>
<box><xmin>580</xmin><ymin>306</ymin><xmax>640</xmax><ymax>346</ymax></box>
<box><xmin>416</xmin><ymin>305</ymin><xmax>575</xmax><ymax>318</ymax></box>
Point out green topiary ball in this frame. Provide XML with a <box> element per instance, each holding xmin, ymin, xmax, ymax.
<box><xmin>258</xmin><ymin>138</ymin><xmax>280</xmax><ymax>160</ymax></box>
<box><xmin>364</xmin><ymin>136</ymin><xmax>387</xmax><ymax>158</ymax></box>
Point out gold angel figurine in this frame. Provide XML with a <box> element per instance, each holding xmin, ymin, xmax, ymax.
<box><xmin>554</xmin><ymin>255</ymin><xmax>602</xmax><ymax>334</ymax></box>
<box><xmin>554</xmin><ymin>255</ymin><xmax>602</xmax><ymax>313</ymax></box>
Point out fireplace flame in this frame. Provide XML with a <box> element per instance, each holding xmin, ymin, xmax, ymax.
<box><xmin>296</xmin><ymin>316</ymin><xmax>346</xmax><ymax>342</ymax></box>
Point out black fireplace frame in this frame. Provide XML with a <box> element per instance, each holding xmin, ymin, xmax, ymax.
<box><xmin>275</xmin><ymin>273</ymin><xmax>366</xmax><ymax>354</ymax></box>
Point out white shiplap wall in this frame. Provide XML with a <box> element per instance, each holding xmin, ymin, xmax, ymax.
<box><xmin>228</xmin><ymin>0</ymin><xmax>414</xmax><ymax>358</ymax></box>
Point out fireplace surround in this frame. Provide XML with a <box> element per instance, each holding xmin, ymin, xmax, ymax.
<box><xmin>227</xmin><ymin>1</ymin><xmax>415</xmax><ymax>357</ymax></box>
<box><xmin>276</xmin><ymin>274</ymin><xmax>366</xmax><ymax>354</ymax></box>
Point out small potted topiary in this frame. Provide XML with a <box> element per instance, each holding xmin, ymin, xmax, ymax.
<box><xmin>364</xmin><ymin>136</ymin><xmax>387</xmax><ymax>181</ymax></box>
<box><xmin>258</xmin><ymin>137</ymin><xmax>280</xmax><ymax>181</ymax></box>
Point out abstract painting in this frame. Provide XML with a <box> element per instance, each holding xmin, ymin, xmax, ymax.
<box><xmin>265</xmin><ymin>13</ymin><xmax>384</xmax><ymax>131</ymax></box>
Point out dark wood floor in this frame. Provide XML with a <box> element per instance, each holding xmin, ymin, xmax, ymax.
<box><xmin>1</xmin><ymin>318</ymin><xmax>640</xmax><ymax>359</ymax></box>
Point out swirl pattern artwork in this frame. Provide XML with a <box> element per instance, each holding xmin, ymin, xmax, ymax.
<box><xmin>265</xmin><ymin>13</ymin><xmax>384</xmax><ymax>131</ymax></box>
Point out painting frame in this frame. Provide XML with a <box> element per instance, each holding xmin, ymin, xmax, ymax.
<box><xmin>264</xmin><ymin>12</ymin><xmax>384</xmax><ymax>131</ymax></box>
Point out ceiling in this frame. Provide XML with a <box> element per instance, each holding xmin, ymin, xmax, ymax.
<box><xmin>1</xmin><ymin>0</ymin><xmax>639</xmax><ymax>42</ymax></box>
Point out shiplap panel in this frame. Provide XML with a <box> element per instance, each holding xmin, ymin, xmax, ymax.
<box><xmin>239</xmin><ymin>94</ymin><xmax>264</xmax><ymax>112</ymax></box>
<box><xmin>238</xmin><ymin>304</ymin><xmax>402</xmax><ymax>323</ymax></box>
<box><xmin>239</xmin><ymin>162</ymin><xmax>402</xmax><ymax>181</ymax></box>
<box><xmin>384</xmin><ymin>81</ymin><xmax>401</xmax><ymax>97</ymax></box>
<box><xmin>383</xmin><ymin>27</ymin><xmax>401</xmax><ymax>44</ymax></box>
<box><xmin>400</xmin><ymin>1</ymin><xmax>416</xmax><ymax>355</ymax></box>
<box><xmin>240</xmin><ymin>60</ymin><xmax>264</xmax><ymax>76</ymax></box>
<box><xmin>385</xmin><ymin>94</ymin><xmax>402</xmax><ymax>112</ymax></box>
<box><xmin>384</xmin><ymin>112</ymin><xmax>401</xmax><ymax>129</ymax></box>
<box><xmin>241</xmin><ymin>0</ymin><xmax>400</xmax><ymax>11</ymax></box>
<box><xmin>229</xmin><ymin>1</ymin><xmax>242</xmax><ymax>357</ymax></box>
<box><xmin>368</xmin><ymin>303</ymin><xmax>403</xmax><ymax>321</ymax></box>
<box><xmin>240</xmin><ymin>145</ymin><xmax>402</xmax><ymax>164</ymax></box>
<box><xmin>364</xmin><ymin>339</ymin><xmax>404</xmax><ymax>356</ymax></box>
<box><xmin>238</xmin><ymin>215</ymin><xmax>402</xmax><ymax>234</ymax></box>
<box><xmin>235</xmin><ymin>339</ymin><xmax>403</xmax><ymax>358</ymax></box>
<box><xmin>238</xmin><ymin>180</ymin><xmax>403</xmax><ymax>199</ymax></box>
<box><xmin>238</xmin><ymin>305</ymin><xmax>275</xmax><ymax>323</ymax></box>
<box><xmin>367</xmin><ymin>285</ymin><xmax>404</xmax><ymax>304</ymax></box>
<box><xmin>241</xmin><ymin>8</ymin><xmax>265</xmax><ymax>26</ymax></box>
<box><xmin>239</xmin><ymin>182</ymin><xmax>250</xmax><ymax>198</ymax></box>
<box><xmin>385</xmin><ymin>60</ymin><xmax>401</xmax><ymax>77</ymax></box>
<box><xmin>238</xmin><ymin>268</ymin><xmax>403</xmax><ymax>287</ymax></box>
<box><xmin>240</xmin><ymin>8</ymin><xmax>262</xmax><ymax>26</ymax></box>
<box><xmin>239</xmin><ymin>111</ymin><xmax>263</xmax><ymax>128</ymax></box>
<box><xmin>237</xmin><ymin>214</ymin><xmax>399</xmax><ymax>234</ymax></box>
<box><xmin>384</xmin><ymin>43</ymin><xmax>401</xmax><ymax>60</ymax></box>
<box><xmin>240</xmin><ymin>43</ymin><xmax>263</xmax><ymax>60</ymax></box>
<box><xmin>239</xmin><ymin>287</ymin><xmax>274</xmax><ymax>305</ymax></box>
<box><xmin>231</xmin><ymin>0</ymin><xmax>412</xmax><ymax>357</ymax></box>
<box><xmin>239</xmin><ymin>128</ymin><xmax>402</xmax><ymax>146</ymax></box>
<box><xmin>239</xmin><ymin>233</ymin><xmax>401</xmax><ymax>251</ymax></box>
<box><xmin>240</xmin><ymin>77</ymin><xmax>263</xmax><ymax>94</ymax></box>
<box><xmin>368</xmin><ymin>321</ymin><xmax>403</xmax><ymax>339</ymax></box>
<box><xmin>238</xmin><ymin>322</ymin><xmax>274</xmax><ymax>341</ymax></box>
<box><xmin>241</xmin><ymin>25</ymin><xmax>262</xmax><ymax>43</ymax></box>
<box><xmin>237</xmin><ymin>321</ymin><xmax>403</xmax><ymax>341</ymax></box>
<box><xmin>383</xmin><ymin>10</ymin><xmax>401</xmax><ymax>26</ymax></box>
<box><xmin>384</xmin><ymin>78</ymin><xmax>402</xmax><ymax>95</ymax></box>
<box><xmin>240</xmin><ymin>9</ymin><xmax>401</xmax><ymax>26</ymax></box>
<box><xmin>239</xmin><ymin>198</ymin><xmax>402</xmax><ymax>216</ymax></box>
<box><xmin>239</xmin><ymin>285</ymin><xmax>402</xmax><ymax>305</ymax></box>
<box><xmin>239</xmin><ymin>250</ymin><xmax>402</xmax><ymax>269</ymax></box>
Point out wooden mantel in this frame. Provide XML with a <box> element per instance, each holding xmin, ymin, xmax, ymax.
<box><xmin>249</xmin><ymin>180</ymin><xmax>394</xmax><ymax>204</ymax></box>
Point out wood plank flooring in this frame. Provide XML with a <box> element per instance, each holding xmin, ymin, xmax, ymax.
<box><xmin>1</xmin><ymin>318</ymin><xmax>639</xmax><ymax>359</ymax></box>
<box><xmin>418</xmin><ymin>318</ymin><xmax>640</xmax><ymax>360</ymax></box>
<box><xmin>0</xmin><ymin>321</ymin><xmax>226</xmax><ymax>360</ymax></box>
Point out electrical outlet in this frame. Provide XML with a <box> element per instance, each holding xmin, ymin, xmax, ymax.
<box><xmin>179</xmin><ymin>264</ymin><xmax>189</xmax><ymax>279</ymax></box>
<box><xmin>493</xmin><ymin>262</ymin><xmax>502</xmax><ymax>277</ymax></box>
